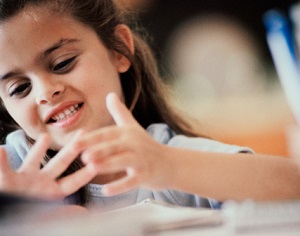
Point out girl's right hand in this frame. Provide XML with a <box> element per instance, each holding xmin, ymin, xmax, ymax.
<box><xmin>0</xmin><ymin>133</ymin><xmax>96</xmax><ymax>200</ymax></box>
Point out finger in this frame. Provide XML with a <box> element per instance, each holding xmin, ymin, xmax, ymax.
<box><xmin>101</xmin><ymin>171</ymin><xmax>139</xmax><ymax>196</ymax></box>
<box><xmin>87</xmin><ymin>153</ymin><xmax>136</xmax><ymax>174</ymax></box>
<box><xmin>76</xmin><ymin>126</ymin><xmax>122</xmax><ymax>151</ymax></box>
<box><xmin>81</xmin><ymin>139</ymin><xmax>126</xmax><ymax>163</ymax></box>
<box><xmin>0</xmin><ymin>147</ymin><xmax>13</xmax><ymax>176</ymax></box>
<box><xmin>42</xmin><ymin>130</ymin><xmax>85</xmax><ymax>179</ymax></box>
<box><xmin>20</xmin><ymin>134</ymin><xmax>51</xmax><ymax>171</ymax></box>
<box><xmin>57</xmin><ymin>164</ymin><xmax>96</xmax><ymax>196</ymax></box>
<box><xmin>106</xmin><ymin>92</ymin><xmax>137</xmax><ymax>126</ymax></box>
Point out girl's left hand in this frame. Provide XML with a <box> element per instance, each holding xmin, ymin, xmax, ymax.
<box><xmin>79</xmin><ymin>92</ymin><xmax>173</xmax><ymax>195</ymax></box>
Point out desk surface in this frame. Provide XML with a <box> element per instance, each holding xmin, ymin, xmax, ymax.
<box><xmin>1</xmin><ymin>199</ymin><xmax>300</xmax><ymax>235</ymax></box>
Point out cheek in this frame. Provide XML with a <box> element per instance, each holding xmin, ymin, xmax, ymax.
<box><xmin>4</xmin><ymin>100</ymin><xmax>40</xmax><ymax>137</ymax></box>
<box><xmin>3</xmin><ymin>101</ymin><xmax>22</xmax><ymax>124</ymax></box>
<box><xmin>77</xmin><ymin>60</ymin><xmax>123</xmax><ymax>96</ymax></box>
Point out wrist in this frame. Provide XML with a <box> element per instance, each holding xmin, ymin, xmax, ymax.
<box><xmin>159</xmin><ymin>145</ymin><xmax>182</xmax><ymax>190</ymax></box>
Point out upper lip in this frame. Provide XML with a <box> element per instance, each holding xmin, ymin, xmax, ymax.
<box><xmin>44</xmin><ymin>101</ymin><xmax>82</xmax><ymax>123</ymax></box>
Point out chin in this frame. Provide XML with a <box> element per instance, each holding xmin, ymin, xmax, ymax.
<box><xmin>50</xmin><ymin>137</ymin><xmax>70</xmax><ymax>150</ymax></box>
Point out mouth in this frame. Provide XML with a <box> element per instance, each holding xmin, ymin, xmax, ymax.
<box><xmin>47</xmin><ymin>103</ymin><xmax>84</xmax><ymax>124</ymax></box>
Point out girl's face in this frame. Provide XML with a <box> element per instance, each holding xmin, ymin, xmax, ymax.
<box><xmin>0</xmin><ymin>6</ymin><xmax>131</xmax><ymax>149</ymax></box>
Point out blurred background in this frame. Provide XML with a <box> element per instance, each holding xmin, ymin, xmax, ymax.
<box><xmin>119</xmin><ymin>0</ymin><xmax>299</xmax><ymax>157</ymax></box>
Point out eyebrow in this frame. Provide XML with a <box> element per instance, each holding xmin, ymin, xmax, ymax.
<box><xmin>0</xmin><ymin>71</ymin><xmax>20</xmax><ymax>81</ymax></box>
<box><xmin>42</xmin><ymin>38</ymin><xmax>80</xmax><ymax>58</ymax></box>
<box><xmin>0</xmin><ymin>38</ymin><xmax>80</xmax><ymax>81</ymax></box>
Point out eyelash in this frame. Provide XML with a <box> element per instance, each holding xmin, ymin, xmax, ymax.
<box><xmin>9</xmin><ymin>82</ymin><xmax>31</xmax><ymax>97</ymax></box>
<box><xmin>52</xmin><ymin>56</ymin><xmax>76</xmax><ymax>73</ymax></box>
<box><xmin>8</xmin><ymin>56</ymin><xmax>77</xmax><ymax>98</ymax></box>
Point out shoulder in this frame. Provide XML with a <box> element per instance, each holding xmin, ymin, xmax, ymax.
<box><xmin>1</xmin><ymin>130</ymin><xmax>30</xmax><ymax>169</ymax></box>
<box><xmin>146</xmin><ymin>123</ymin><xmax>254</xmax><ymax>154</ymax></box>
<box><xmin>146</xmin><ymin>123</ymin><xmax>175</xmax><ymax>144</ymax></box>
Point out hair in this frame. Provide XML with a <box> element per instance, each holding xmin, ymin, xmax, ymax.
<box><xmin>0</xmin><ymin>0</ymin><xmax>206</xmax><ymax>204</ymax></box>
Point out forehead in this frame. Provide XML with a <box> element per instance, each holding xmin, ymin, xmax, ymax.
<box><xmin>0</xmin><ymin>5</ymin><xmax>93</xmax><ymax>70</ymax></box>
<box><xmin>0</xmin><ymin>5</ymin><xmax>76</xmax><ymax>43</ymax></box>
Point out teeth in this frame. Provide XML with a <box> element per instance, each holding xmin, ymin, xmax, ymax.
<box><xmin>51</xmin><ymin>104</ymin><xmax>80</xmax><ymax>122</ymax></box>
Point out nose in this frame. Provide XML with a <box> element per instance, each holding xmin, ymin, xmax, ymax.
<box><xmin>34</xmin><ymin>75</ymin><xmax>65</xmax><ymax>105</ymax></box>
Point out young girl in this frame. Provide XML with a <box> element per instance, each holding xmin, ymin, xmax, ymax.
<box><xmin>0</xmin><ymin>0</ymin><xmax>299</xmax><ymax>210</ymax></box>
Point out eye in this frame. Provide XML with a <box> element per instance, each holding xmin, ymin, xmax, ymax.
<box><xmin>9</xmin><ymin>82</ymin><xmax>31</xmax><ymax>97</ymax></box>
<box><xmin>52</xmin><ymin>56</ymin><xmax>76</xmax><ymax>73</ymax></box>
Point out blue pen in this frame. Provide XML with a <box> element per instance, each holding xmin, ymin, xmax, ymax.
<box><xmin>263</xmin><ymin>9</ymin><xmax>300</xmax><ymax>124</ymax></box>
<box><xmin>289</xmin><ymin>3</ymin><xmax>300</xmax><ymax>51</ymax></box>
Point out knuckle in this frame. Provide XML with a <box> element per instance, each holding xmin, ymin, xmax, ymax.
<box><xmin>69</xmin><ymin>141</ymin><xmax>82</xmax><ymax>153</ymax></box>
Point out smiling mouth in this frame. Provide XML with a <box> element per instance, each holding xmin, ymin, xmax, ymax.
<box><xmin>47</xmin><ymin>103</ymin><xmax>84</xmax><ymax>124</ymax></box>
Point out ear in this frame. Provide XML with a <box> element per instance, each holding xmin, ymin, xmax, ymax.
<box><xmin>113</xmin><ymin>24</ymin><xmax>134</xmax><ymax>73</ymax></box>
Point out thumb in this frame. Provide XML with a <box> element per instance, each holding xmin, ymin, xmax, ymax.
<box><xmin>106</xmin><ymin>92</ymin><xmax>137</xmax><ymax>126</ymax></box>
